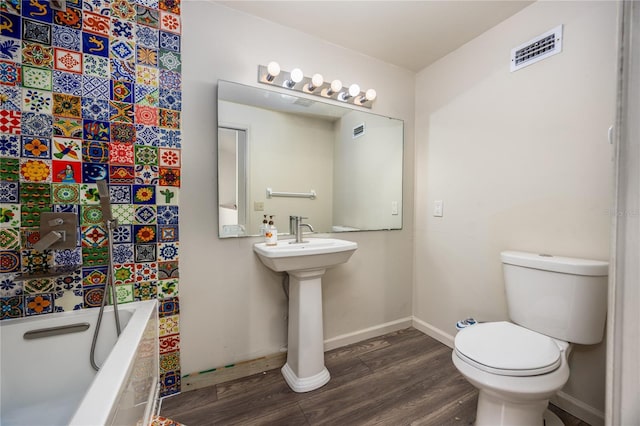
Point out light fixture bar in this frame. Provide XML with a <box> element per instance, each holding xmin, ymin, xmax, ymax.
<box><xmin>257</xmin><ymin>64</ymin><xmax>376</xmax><ymax>109</ymax></box>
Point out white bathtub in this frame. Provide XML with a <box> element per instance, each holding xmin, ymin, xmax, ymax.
<box><xmin>1</xmin><ymin>300</ymin><xmax>158</xmax><ymax>426</ymax></box>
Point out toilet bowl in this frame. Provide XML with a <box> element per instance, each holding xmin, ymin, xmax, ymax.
<box><xmin>452</xmin><ymin>251</ymin><xmax>608</xmax><ymax>426</ymax></box>
<box><xmin>452</xmin><ymin>322</ymin><xmax>570</xmax><ymax>426</ymax></box>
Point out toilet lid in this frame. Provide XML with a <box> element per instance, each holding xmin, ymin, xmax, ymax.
<box><xmin>454</xmin><ymin>322</ymin><xmax>561</xmax><ymax>377</ymax></box>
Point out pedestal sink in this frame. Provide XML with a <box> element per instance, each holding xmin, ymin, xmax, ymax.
<box><xmin>254</xmin><ymin>238</ymin><xmax>357</xmax><ymax>392</ymax></box>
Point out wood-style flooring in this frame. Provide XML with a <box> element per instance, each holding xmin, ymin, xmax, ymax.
<box><xmin>161</xmin><ymin>328</ymin><xmax>589</xmax><ymax>426</ymax></box>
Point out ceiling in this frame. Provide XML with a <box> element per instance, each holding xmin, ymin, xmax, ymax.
<box><xmin>217</xmin><ymin>1</ymin><xmax>534</xmax><ymax>72</ymax></box>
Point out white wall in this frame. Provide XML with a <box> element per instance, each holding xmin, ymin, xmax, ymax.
<box><xmin>414</xmin><ymin>1</ymin><xmax>617</xmax><ymax>418</ymax></box>
<box><xmin>181</xmin><ymin>1</ymin><xmax>415</xmax><ymax>375</ymax></box>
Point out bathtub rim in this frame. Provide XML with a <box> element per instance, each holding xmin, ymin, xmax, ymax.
<box><xmin>68</xmin><ymin>299</ymin><xmax>158</xmax><ymax>426</ymax></box>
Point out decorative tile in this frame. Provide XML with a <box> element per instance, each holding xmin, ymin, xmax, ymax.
<box><xmin>82</xmin><ymin>265</ymin><xmax>107</xmax><ymax>285</ymax></box>
<box><xmin>82</xmin><ymin>11</ymin><xmax>110</xmax><ymax>36</ymax></box>
<box><xmin>82</xmin><ymin>32</ymin><xmax>109</xmax><ymax>57</ymax></box>
<box><xmin>158</xmin><ymin>296</ymin><xmax>178</xmax><ymax>317</ymax></box>
<box><xmin>158</xmin><ymin>31</ymin><xmax>179</xmax><ymax>52</ymax></box>
<box><xmin>20</xmin><ymin>227</ymin><xmax>41</xmax><ymax>249</ymax></box>
<box><xmin>135</xmin><ymin>261</ymin><xmax>156</xmax><ymax>282</ymax></box>
<box><xmin>112</xmin><ymin>224</ymin><xmax>132</xmax><ymax>243</ymax></box>
<box><xmin>159</xmin><ymin>88</ymin><xmax>180</xmax><ymax>111</ymax></box>
<box><xmin>52</xmin><ymin>160</ymin><xmax>81</xmax><ymax>182</ymax></box>
<box><xmin>83</xmin><ymin>284</ymin><xmax>104</xmax><ymax>307</ymax></box>
<box><xmin>82</xmin><ymin>75</ymin><xmax>109</xmax><ymax>99</ymax></box>
<box><xmin>0</xmin><ymin>36</ymin><xmax>21</xmax><ymax>63</ymax></box>
<box><xmin>19</xmin><ymin>182</ymin><xmax>50</xmax><ymax>207</ymax></box>
<box><xmin>158</xmin><ymin>333</ymin><xmax>179</xmax><ymax>354</ymax></box>
<box><xmin>114</xmin><ymin>282</ymin><xmax>134</xmax><ymax>304</ymax></box>
<box><xmin>109</xmin><ymin>141</ymin><xmax>134</xmax><ymax>165</ymax></box>
<box><xmin>0</xmin><ymin>110</ymin><xmax>21</xmax><ymax>134</ymax></box>
<box><xmin>157</xmin><ymin>186</ymin><xmax>177</xmax><ymax>205</ymax></box>
<box><xmin>112</xmin><ymin>243</ymin><xmax>133</xmax><ymax>263</ymax></box>
<box><xmin>136</xmin><ymin>5</ymin><xmax>158</xmax><ymax>28</ymax></box>
<box><xmin>81</xmin><ymin>246</ymin><xmax>109</xmax><ymax>266</ymax></box>
<box><xmin>22</xmin><ymin>19</ymin><xmax>51</xmax><ymax>45</ymax></box>
<box><xmin>83</xmin><ymin>119</ymin><xmax>109</xmax><ymax>141</ymax></box>
<box><xmin>136</xmin><ymin>0</ymin><xmax>159</xmax><ymax>9</ymax></box>
<box><xmin>110</xmin><ymin>58</ymin><xmax>135</xmax><ymax>82</ymax></box>
<box><xmin>53</xmin><ymin>117</ymin><xmax>82</xmax><ymax>138</ymax></box>
<box><xmin>83</xmin><ymin>53</ymin><xmax>109</xmax><ymax>78</ymax></box>
<box><xmin>0</xmin><ymin>274</ymin><xmax>22</xmax><ymax>297</ymax></box>
<box><xmin>21</xmin><ymin>41</ymin><xmax>53</xmax><ymax>68</ymax></box>
<box><xmin>53</xmin><ymin>93</ymin><xmax>82</xmax><ymax>118</ymax></box>
<box><xmin>81</xmin><ymin>162</ymin><xmax>108</xmax><ymax>182</ymax></box>
<box><xmin>52</xmin><ymin>203</ymin><xmax>80</xmax><ymax>217</ymax></box>
<box><xmin>135</xmin><ymin>280</ymin><xmax>157</xmax><ymax>301</ymax></box>
<box><xmin>21</xmin><ymin>0</ymin><xmax>53</xmax><ymax>23</ymax></box>
<box><xmin>159</xmin><ymin>352</ymin><xmax>180</xmax><ymax>377</ymax></box>
<box><xmin>110</xmin><ymin>122</ymin><xmax>135</xmax><ymax>143</ymax></box>
<box><xmin>80</xmin><ymin>204</ymin><xmax>102</xmax><ymax>224</ymax></box>
<box><xmin>134</xmin><ymin>145</ymin><xmax>157</xmax><ymax>165</ymax></box>
<box><xmin>110</xmin><ymin>100</ymin><xmax>134</xmax><ymax>122</ymax></box>
<box><xmin>110</xmin><ymin>164</ymin><xmax>134</xmax><ymax>183</ymax></box>
<box><xmin>0</xmin><ymin>228</ymin><xmax>20</xmax><ymax>249</ymax></box>
<box><xmin>0</xmin><ymin>11</ymin><xmax>21</xmax><ymax>39</ymax></box>
<box><xmin>135</xmin><ymin>65</ymin><xmax>158</xmax><ymax>87</ymax></box>
<box><xmin>159</xmin><ymin>69</ymin><xmax>179</xmax><ymax>92</ymax></box>
<box><xmin>158</xmin><ymin>166</ymin><xmax>178</xmax><ymax>187</ymax></box>
<box><xmin>136</xmin><ymin>46</ymin><xmax>157</xmax><ymax>66</ymax></box>
<box><xmin>1</xmin><ymin>60</ymin><xmax>21</xmax><ymax>86</ymax></box>
<box><xmin>159</xmin><ymin>109</ymin><xmax>179</xmax><ymax>129</ymax></box>
<box><xmin>159</xmin><ymin>11</ymin><xmax>179</xmax><ymax>34</ymax></box>
<box><xmin>19</xmin><ymin>158</ymin><xmax>51</xmax><ymax>182</ymax></box>
<box><xmin>136</xmin><ymin>25</ymin><xmax>158</xmax><ymax>49</ymax></box>
<box><xmin>21</xmin><ymin>112</ymin><xmax>52</xmax><ymax>137</ymax></box>
<box><xmin>53</xmin><ymin>7</ymin><xmax>83</xmax><ymax>29</ymax></box>
<box><xmin>0</xmin><ymin>182</ymin><xmax>19</xmax><ymax>203</ymax></box>
<box><xmin>134</xmin><ymin>205</ymin><xmax>156</xmax><ymax>223</ymax></box>
<box><xmin>111</xmin><ymin>203</ymin><xmax>133</xmax><ymax>224</ymax></box>
<box><xmin>157</xmin><ymin>278</ymin><xmax>177</xmax><ymax>298</ymax></box>
<box><xmin>51</xmin><ymin>137</ymin><xmax>81</xmax><ymax>162</ymax></box>
<box><xmin>52</xmin><ymin>25</ymin><xmax>81</xmax><ymax>51</ymax></box>
<box><xmin>20</xmin><ymin>204</ymin><xmax>50</xmax><ymax>227</ymax></box>
<box><xmin>110</xmin><ymin>38</ymin><xmax>134</xmax><ymax>61</ymax></box>
<box><xmin>158</xmin><ymin>242</ymin><xmax>177</xmax><ymax>261</ymax></box>
<box><xmin>54</xmin><ymin>47</ymin><xmax>82</xmax><ymax>73</ymax></box>
<box><xmin>0</xmin><ymin>204</ymin><xmax>21</xmax><ymax>228</ymax></box>
<box><xmin>21</xmin><ymin>249</ymin><xmax>52</xmax><ymax>274</ymax></box>
<box><xmin>135</xmin><ymin>105</ymin><xmax>158</xmax><ymax>126</ymax></box>
<box><xmin>134</xmin><ymin>242</ymin><xmax>155</xmax><ymax>261</ymax></box>
<box><xmin>81</xmin><ymin>97</ymin><xmax>109</xmax><ymax>121</ymax></box>
<box><xmin>81</xmin><ymin>224</ymin><xmax>107</xmax><ymax>247</ymax></box>
<box><xmin>158</xmin><ymin>260</ymin><xmax>177</xmax><ymax>279</ymax></box>
<box><xmin>53</xmin><ymin>288</ymin><xmax>83</xmax><ymax>312</ymax></box>
<box><xmin>53</xmin><ymin>70</ymin><xmax>82</xmax><ymax>95</ymax></box>
<box><xmin>135</xmin><ymin>164</ymin><xmax>157</xmax><ymax>184</ymax></box>
<box><xmin>83</xmin><ymin>0</ymin><xmax>111</xmax><ymax>16</ymax></box>
<box><xmin>134</xmin><ymin>84</ymin><xmax>158</xmax><ymax>106</ymax></box>
<box><xmin>0</xmin><ymin>249</ymin><xmax>20</xmax><ymax>272</ymax></box>
<box><xmin>110</xmin><ymin>0</ymin><xmax>136</xmax><ymax>21</ymax></box>
<box><xmin>52</xmin><ymin>183</ymin><xmax>80</xmax><ymax>203</ymax></box>
<box><xmin>159</xmin><ymin>313</ymin><xmax>178</xmax><ymax>336</ymax></box>
<box><xmin>111</xmin><ymin>18</ymin><xmax>135</xmax><ymax>40</ymax></box>
<box><xmin>21</xmin><ymin>136</ymin><xmax>50</xmax><ymax>158</ymax></box>
<box><xmin>157</xmin><ymin>205</ymin><xmax>177</xmax><ymax>225</ymax></box>
<box><xmin>158</xmin><ymin>225</ymin><xmax>176</xmax><ymax>242</ymax></box>
<box><xmin>111</xmin><ymin>80</ymin><xmax>133</xmax><ymax>103</ymax></box>
<box><xmin>109</xmin><ymin>183</ymin><xmax>131</xmax><ymax>203</ymax></box>
<box><xmin>53</xmin><ymin>248</ymin><xmax>82</xmax><ymax>268</ymax></box>
<box><xmin>0</xmin><ymin>157</ymin><xmax>19</xmax><ymax>181</ymax></box>
<box><xmin>25</xmin><ymin>294</ymin><xmax>53</xmax><ymax>316</ymax></box>
<box><xmin>113</xmin><ymin>262</ymin><xmax>134</xmax><ymax>285</ymax></box>
<box><xmin>23</xmin><ymin>278</ymin><xmax>54</xmax><ymax>294</ymax></box>
<box><xmin>158</xmin><ymin>0</ymin><xmax>179</xmax><ymax>15</ymax></box>
<box><xmin>22</xmin><ymin>88</ymin><xmax>52</xmax><ymax>114</ymax></box>
<box><xmin>0</xmin><ymin>85</ymin><xmax>21</xmax><ymax>111</ymax></box>
<box><xmin>1</xmin><ymin>295</ymin><xmax>24</xmax><ymax>319</ymax></box>
<box><xmin>134</xmin><ymin>224</ymin><xmax>155</xmax><ymax>242</ymax></box>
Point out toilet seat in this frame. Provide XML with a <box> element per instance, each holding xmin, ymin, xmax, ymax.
<box><xmin>454</xmin><ymin>321</ymin><xmax>562</xmax><ymax>377</ymax></box>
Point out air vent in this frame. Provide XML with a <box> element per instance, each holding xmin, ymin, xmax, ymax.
<box><xmin>293</xmin><ymin>98</ymin><xmax>314</xmax><ymax>107</ymax></box>
<box><xmin>353</xmin><ymin>123</ymin><xmax>365</xmax><ymax>139</ymax></box>
<box><xmin>511</xmin><ymin>25</ymin><xmax>563</xmax><ymax>72</ymax></box>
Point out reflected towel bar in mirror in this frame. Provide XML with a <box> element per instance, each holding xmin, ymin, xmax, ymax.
<box><xmin>266</xmin><ymin>188</ymin><xmax>317</xmax><ymax>200</ymax></box>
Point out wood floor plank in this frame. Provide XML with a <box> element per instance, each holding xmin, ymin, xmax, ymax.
<box><xmin>161</xmin><ymin>327</ymin><xmax>591</xmax><ymax>426</ymax></box>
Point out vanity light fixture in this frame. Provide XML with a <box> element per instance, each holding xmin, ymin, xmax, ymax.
<box><xmin>257</xmin><ymin>62</ymin><xmax>377</xmax><ymax>108</ymax></box>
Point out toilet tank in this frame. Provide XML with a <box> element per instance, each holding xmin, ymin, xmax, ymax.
<box><xmin>501</xmin><ymin>251</ymin><xmax>608</xmax><ymax>345</ymax></box>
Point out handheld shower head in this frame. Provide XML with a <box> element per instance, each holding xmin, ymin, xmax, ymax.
<box><xmin>96</xmin><ymin>179</ymin><xmax>114</xmax><ymax>222</ymax></box>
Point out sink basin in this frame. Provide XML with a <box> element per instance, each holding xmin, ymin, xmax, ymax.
<box><xmin>253</xmin><ymin>238</ymin><xmax>357</xmax><ymax>272</ymax></box>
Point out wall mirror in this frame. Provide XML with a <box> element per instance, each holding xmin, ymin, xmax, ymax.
<box><xmin>217</xmin><ymin>80</ymin><xmax>404</xmax><ymax>238</ymax></box>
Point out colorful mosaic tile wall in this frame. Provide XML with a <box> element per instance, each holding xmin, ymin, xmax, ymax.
<box><xmin>0</xmin><ymin>0</ymin><xmax>182</xmax><ymax>396</ymax></box>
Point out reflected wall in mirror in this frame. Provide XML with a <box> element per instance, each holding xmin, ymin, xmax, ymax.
<box><xmin>217</xmin><ymin>80</ymin><xmax>404</xmax><ymax>238</ymax></box>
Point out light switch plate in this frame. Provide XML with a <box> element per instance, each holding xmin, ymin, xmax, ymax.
<box><xmin>434</xmin><ymin>200</ymin><xmax>444</xmax><ymax>217</ymax></box>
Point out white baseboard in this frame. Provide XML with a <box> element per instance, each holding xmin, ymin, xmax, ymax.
<box><xmin>323</xmin><ymin>316</ymin><xmax>413</xmax><ymax>351</ymax></box>
<box><xmin>411</xmin><ymin>316</ymin><xmax>454</xmax><ymax>348</ymax></box>
<box><xmin>551</xmin><ymin>391</ymin><xmax>604</xmax><ymax>426</ymax></box>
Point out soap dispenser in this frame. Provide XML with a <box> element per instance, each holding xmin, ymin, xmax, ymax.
<box><xmin>266</xmin><ymin>215</ymin><xmax>277</xmax><ymax>246</ymax></box>
<box><xmin>259</xmin><ymin>215</ymin><xmax>268</xmax><ymax>237</ymax></box>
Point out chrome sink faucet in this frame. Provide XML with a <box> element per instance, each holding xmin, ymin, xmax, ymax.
<box><xmin>289</xmin><ymin>215</ymin><xmax>314</xmax><ymax>243</ymax></box>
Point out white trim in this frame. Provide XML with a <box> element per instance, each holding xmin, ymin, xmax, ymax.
<box><xmin>552</xmin><ymin>391</ymin><xmax>604</xmax><ymax>426</ymax></box>
<box><xmin>411</xmin><ymin>316</ymin><xmax>454</xmax><ymax>348</ymax></box>
<box><xmin>323</xmin><ymin>317</ymin><xmax>413</xmax><ymax>351</ymax></box>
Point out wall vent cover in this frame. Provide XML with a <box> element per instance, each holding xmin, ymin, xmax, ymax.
<box><xmin>353</xmin><ymin>123</ymin><xmax>365</xmax><ymax>139</ymax></box>
<box><xmin>511</xmin><ymin>25</ymin><xmax>563</xmax><ymax>72</ymax></box>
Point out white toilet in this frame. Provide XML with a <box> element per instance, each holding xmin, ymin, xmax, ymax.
<box><xmin>452</xmin><ymin>251</ymin><xmax>608</xmax><ymax>426</ymax></box>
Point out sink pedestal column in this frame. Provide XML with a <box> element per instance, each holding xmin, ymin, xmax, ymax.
<box><xmin>281</xmin><ymin>268</ymin><xmax>330</xmax><ymax>393</ymax></box>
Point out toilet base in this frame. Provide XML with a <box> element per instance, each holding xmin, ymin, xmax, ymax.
<box><xmin>281</xmin><ymin>363</ymin><xmax>330</xmax><ymax>393</ymax></box>
<box><xmin>475</xmin><ymin>390</ymin><xmax>563</xmax><ymax>426</ymax></box>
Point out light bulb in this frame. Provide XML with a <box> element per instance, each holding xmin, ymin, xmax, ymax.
<box><xmin>348</xmin><ymin>84</ymin><xmax>360</xmax><ymax>97</ymax></box>
<box><xmin>266</xmin><ymin>61</ymin><xmax>280</xmax><ymax>81</ymax></box>
<box><xmin>290</xmin><ymin>68</ymin><xmax>303</xmax><ymax>83</ymax></box>
<box><xmin>311</xmin><ymin>73</ymin><xmax>324</xmax><ymax>88</ymax></box>
<box><xmin>365</xmin><ymin>89</ymin><xmax>377</xmax><ymax>101</ymax></box>
<box><xmin>328</xmin><ymin>79</ymin><xmax>342</xmax><ymax>95</ymax></box>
